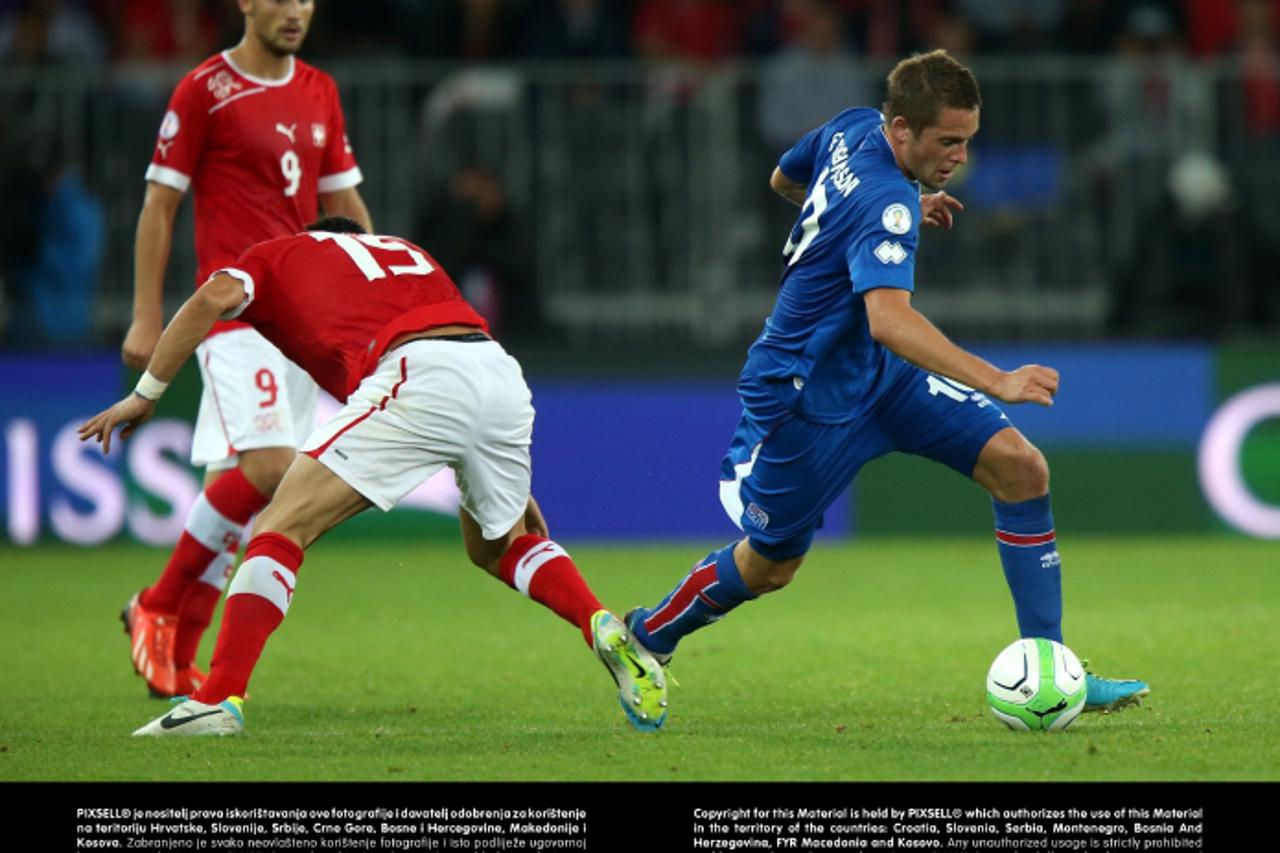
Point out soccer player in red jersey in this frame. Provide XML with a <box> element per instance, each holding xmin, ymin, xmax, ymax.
<box><xmin>119</xmin><ymin>0</ymin><xmax>373</xmax><ymax>699</ymax></box>
<box><xmin>81</xmin><ymin>218</ymin><xmax>669</xmax><ymax>735</ymax></box>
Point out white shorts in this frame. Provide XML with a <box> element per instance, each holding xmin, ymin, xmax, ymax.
<box><xmin>302</xmin><ymin>338</ymin><xmax>535</xmax><ymax>541</ymax></box>
<box><xmin>191</xmin><ymin>328</ymin><xmax>319</xmax><ymax>470</ymax></box>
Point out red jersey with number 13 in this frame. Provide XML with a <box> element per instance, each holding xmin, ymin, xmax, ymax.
<box><xmin>146</xmin><ymin>51</ymin><xmax>361</xmax><ymax>333</ymax></box>
<box><xmin>219</xmin><ymin>232</ymin><xmax>489</xmax><ymax>400</ymax></box>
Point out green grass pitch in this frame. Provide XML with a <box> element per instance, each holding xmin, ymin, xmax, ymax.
<box><xmin>1</xmin><ymin>535</ymin><xmax>1277</xmax><ymax>782</ymax></box>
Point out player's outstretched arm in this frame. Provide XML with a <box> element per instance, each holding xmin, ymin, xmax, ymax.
<box><xmin>864</xmin><ymin>287</ymin><xmax>1058</xmax><ymax>406</ymax></box>
<box><xmin>81</xmin><ymin>274</ymin><xmax>248</xmax><ymax>454</ymax></box>
<box><xmin>124</xmin><ymin>181</ymin><xmax>184</xmax><ymax>369</ymax></box>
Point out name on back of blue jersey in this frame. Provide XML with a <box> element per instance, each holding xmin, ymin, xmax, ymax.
<box><xmin>826</xmin><ymin>132</ymin><xmax>860</xmax><ymax>197</ymax></box>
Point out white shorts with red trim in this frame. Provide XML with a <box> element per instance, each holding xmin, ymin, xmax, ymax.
<box><xmin>191</xmin><ymin>328</ymin><xmax>319</xmax><ymax>470</ymax></box>
<box><xmin>302</xmin><ymin>339</ymin><xmax>534</xmax><ymax>541</ymax></box>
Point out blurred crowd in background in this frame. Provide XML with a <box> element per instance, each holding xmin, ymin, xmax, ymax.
<box><xmin>1</xmin><ymin>0</ymin><xmax>1273</xmax><ymax>65</ymax></box>
<box><xmin>2</xmin><ymin>0</ymin><xmax>1279</xmax><ymax>352</ymax></box>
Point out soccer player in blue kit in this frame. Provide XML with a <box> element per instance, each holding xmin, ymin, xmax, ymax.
<box><xmin>627</xmin><ymin>49</ymin><xmax>1149</xmax><ymax>714</ymax></box>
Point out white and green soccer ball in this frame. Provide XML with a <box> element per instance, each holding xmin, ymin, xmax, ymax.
<box><xmin>986</xmin><ymin>638</ymin><xmax>1086</xmax><ymax>732</ymax></box>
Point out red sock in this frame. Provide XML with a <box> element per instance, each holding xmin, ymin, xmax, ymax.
<box><xmin>172</xmin><ymin>582</ymin><xmax>224</xmax><ymax>669</ymax></box>
<box><xmin>498</xmin><ymin>535</ymin><xmax>602</xmax><ymax>647</ymax></box>
<box><xmin>193</xmin><ymin>532</ymin><xmax>303</xmax><ymax>704</ymax></box>
<box><xmin>141</xmin><ymin>468</ymin><xmax>268</xmax><ymax>613</ymax></box>
<box><xmin>173</xmin><ymin>540</ymin><xmax>239</xmax><ymax>668</ymax></box>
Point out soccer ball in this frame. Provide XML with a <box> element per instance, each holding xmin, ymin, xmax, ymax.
<box><xmin>985</xmin><ymin>638</ymin><xmax>1086</xmax><ymax>732</ymax></box>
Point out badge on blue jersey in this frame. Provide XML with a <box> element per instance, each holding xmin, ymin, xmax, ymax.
<box><xmin>874</xmin><ymin>240</ymin><xmax>908</xmax><ymax>265</ymax></box>
<box><xmin>881</xmin><ymin>202</ymin><xmax>912</xmax><ymax>234</ymax></box>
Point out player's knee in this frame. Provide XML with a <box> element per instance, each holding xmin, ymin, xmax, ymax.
<box><xmin>754</xmin><ymin>561</ymin><xmax>802</xmax><ymax>593</ymax></box>
<box><xmin>465</xmin><ymin>542</ymin><xmax>504</xmax><ymax>578</ymax></box>
<box><xmin>975</xmin><ymin>428</ymin><xmax>1050</xmax><ymax>503</ymax></box>
<box><xmin>738</xmin><ymin>538</ymin><xmax>807</xmax><ymax>594</ymax></box>
<box><xmin>1010</xmin><ymin>443</ymin><xmax>1049</xmax><ymax>500</ymax></box>
<box><xmin>459</xmin><ymin>515</ymin><xmax>509</xmax><ymax>578</ymax></box>
<box><xmin>986</xmin><ymin>441</ymin><xmax>1049</xmax><ymax>503</ymax></box>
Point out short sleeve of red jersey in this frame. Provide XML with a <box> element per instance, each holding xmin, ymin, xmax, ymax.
<box><xmin>315</xmin><ymin>75</ymin><xmax>362</xmax><ymax>194</ymax></box>
<box><xmin>144</xmin><ymin>71</ymin><xmax>212</xmax><ymax>193</ymax></box>
<box><xmin>213</xmin><ymin>246</ymin><xmax>276</xmax><ymax>322</ymax></box>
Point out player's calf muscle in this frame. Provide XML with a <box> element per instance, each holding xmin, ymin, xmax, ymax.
<box><xmin>458</xmin><ymin>512</ymin><xmax>516</xmax><ymax>577</ymax></box>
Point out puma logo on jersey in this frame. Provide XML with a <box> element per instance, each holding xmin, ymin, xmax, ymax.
<box><xmin>275</xmin><ymin>123</ymin><xmax>297</xmax><ymax>143</ymax></box>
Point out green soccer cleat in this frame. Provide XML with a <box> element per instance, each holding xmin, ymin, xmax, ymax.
<box><xmin>133</xmin><ymin>696</ymin><xmax>244</xmax><ymax>737</ymax></box>
<box><xmin>591</xmin><ymin>610</ymin><xmax>668</xmax><ymax>731</ymax></box>
<box><xmin>1082</xmin><ymin>659</ymin><xmax>1150</xmax><ymax>713</ymax></box>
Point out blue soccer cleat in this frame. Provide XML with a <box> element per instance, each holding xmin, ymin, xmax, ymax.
<box><xmin>591</xmin><ymin>610</ymin><xmax>668</xmax><ymax>731</ymax></box>
<box><xmin>1082</xmin><ymin>660</ymin><xmax>1150</xmax><ymax>713</ymax></box>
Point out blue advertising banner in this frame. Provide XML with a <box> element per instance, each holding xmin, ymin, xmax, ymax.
<box><xmin>528</xmin><ymin>380</ymin><xmax>850</xmax><ymax>542</ymax></box>
<box><xmin>971</xmin><ymin>343</ymin><xmax>1213</xmax><ymax>447</ymax></box>
<box><xmin>1</xmin><ymin>353</ymin><xmax>198</xmax><ymax>546</ymax></box>
<box><xmin>3</xmin><ymin>343</ymin><xmax>1268</xmax><ymax>544</ymax></box>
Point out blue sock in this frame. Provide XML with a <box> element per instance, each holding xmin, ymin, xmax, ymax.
<box><xmin>993</xmin><ymin>494</ymin><xmax>1063</xmax><ymax>642</ymax></box>
<box><xmin>630</xmin><ymin>543</ymin><xmax>755</xmax><ymax>656</ymax></box>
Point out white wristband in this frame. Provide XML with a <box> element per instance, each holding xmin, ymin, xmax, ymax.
<box><xmin>133</xmin><ymin>370</ymin><xmax>169</xmax><ymax>402</ymax></box>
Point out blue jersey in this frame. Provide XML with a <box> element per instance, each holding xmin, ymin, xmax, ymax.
<box><xmin>742</xmin><ymin>107</ymin><xmax>921</xmax><ymax>424</ymax></box>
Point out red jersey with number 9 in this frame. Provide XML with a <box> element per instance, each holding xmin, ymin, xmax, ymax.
<box><xmin>146</xmin><ymin>51</ymin><xmax>361</xmax><ymax>333</ymax></box>
<box><xmin>218</xmin><ymin>232</ymin><xmax>490</xmax><ymax>399</ymax></box>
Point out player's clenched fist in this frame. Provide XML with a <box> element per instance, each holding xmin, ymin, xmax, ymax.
<box><xmin>990</xmin><ymin>365</ymin><xmax>1059</xmax><ymax>407</ymax></box>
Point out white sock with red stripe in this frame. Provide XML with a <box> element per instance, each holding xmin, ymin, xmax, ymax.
<box><xmin>498</xmin><ymin>535</ymin><xmax>602</xmax><ymax>647</ymax></box>
<box><xmin>993</xmin><ymin>494</ymin><xmax>1062</xmax><ymax>641</ymax></box>
<box><xmin>193</xmin><ymin>532</ymin><xmax>302</xmax><ymax>704</ymax></box>
<box><xmin>141</xmin><ymin>468</ymin><xmax>269</xmax><ymax>614</ymax></box>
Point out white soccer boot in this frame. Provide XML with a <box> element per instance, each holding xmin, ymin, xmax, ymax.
<box><xmin>133</xmin><ymin>696</ymin><xmax>244</xmax><ymax>736</ymax></box>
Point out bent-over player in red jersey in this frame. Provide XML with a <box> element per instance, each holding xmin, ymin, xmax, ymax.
<box><xmin>83</xmin><ymin>218</ymin><xmax>668</xmax><ymax>735</ymax></box>
<box><xmin>121</xmin><ymin>0</ymin><xmax>373</xmax><ymax>700</ymax></box>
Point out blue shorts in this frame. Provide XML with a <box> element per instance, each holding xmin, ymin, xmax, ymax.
<box><xmin>719</xmin><ymin>360</ymin><xmax>1012</xmax><ymax>559</ymax></box>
